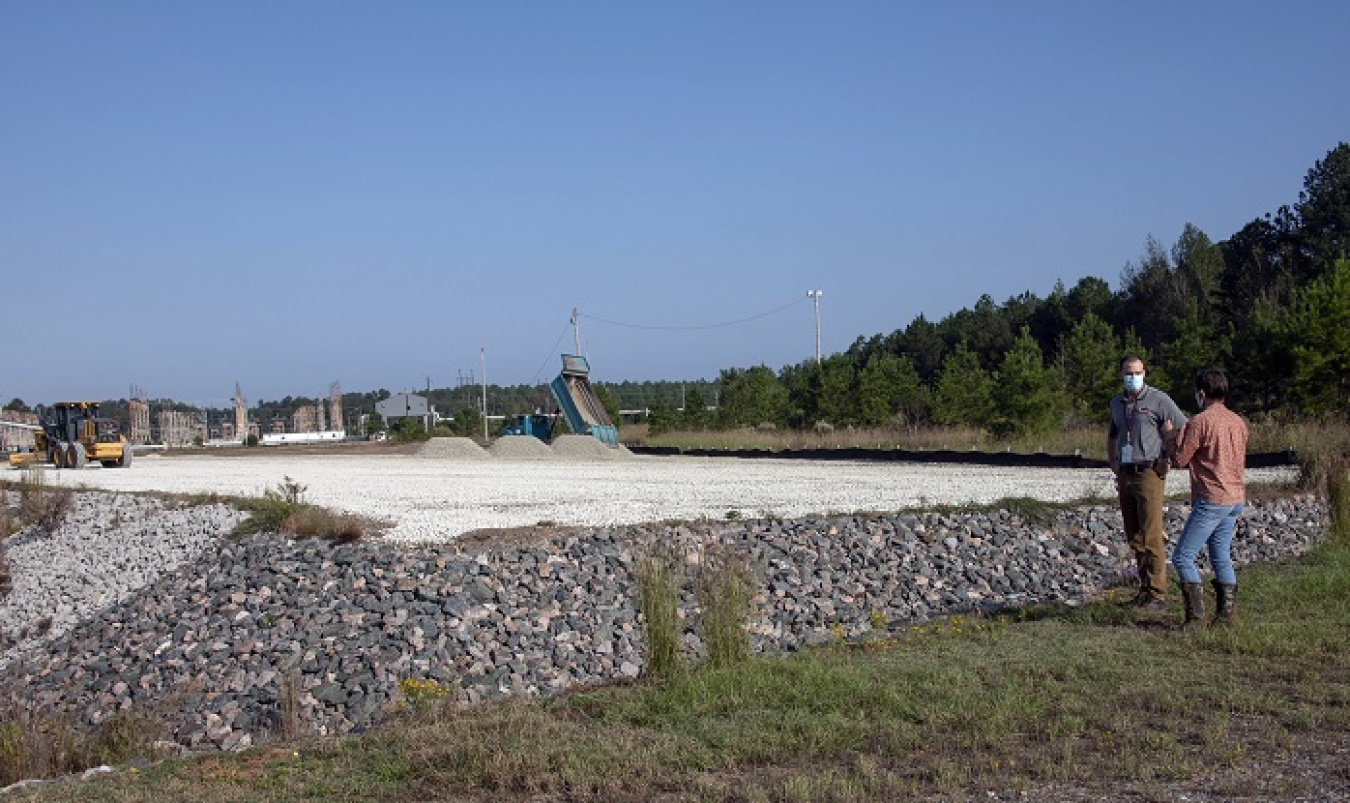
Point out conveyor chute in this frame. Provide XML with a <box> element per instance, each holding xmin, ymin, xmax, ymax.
<box><xmin>549</xmin><ymin>354</ymin><xmax>618</xmax><ymax>447</ymax></box>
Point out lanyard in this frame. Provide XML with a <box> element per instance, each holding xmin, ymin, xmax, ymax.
<box><xmin>1123</xmin><ymin>389</ymin><xmax>1150</xmax><ymax>448</ymax></box>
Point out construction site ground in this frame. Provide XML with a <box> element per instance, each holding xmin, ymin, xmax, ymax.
<box><xmin>11</xmin><ymin>437</ymin><xmax>1298</xmax><ymax>545</ymax></box>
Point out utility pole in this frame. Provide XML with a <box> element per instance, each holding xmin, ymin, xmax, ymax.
<box><xmin>807</xmin><ymin>290</ymin><xmax>824</xmax><ymax>364</ymax></box>
<box><xmin>480</xmin><ymin>347</ymin><xmax>488</xmax><ymax>441</ymax></box>
<box><xmin>571</xmin><ymin>307</ymin><xmax>581</xmax><ymax>355</ymax></box>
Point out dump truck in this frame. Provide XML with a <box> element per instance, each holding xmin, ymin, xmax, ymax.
<box><xmin>8</xmin><ymin>401</ymin><xmax>133</xmax><ymax>469</ymax></box>
<box><xmin>549</xmin><ymin>354</ymin><xmax>618</xmax><ymax>447</ymax></box>
<box><xmin>494</xmin><ymin>356</ymin><xmax>618</xmax><ymax>447</ymax></box>
<box><xmin>499</xmin><ymin>413</ymin><xmax>557</xmax><ymax>441</ymax></box>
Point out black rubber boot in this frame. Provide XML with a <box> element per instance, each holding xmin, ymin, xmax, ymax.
<box><xmin>1181</xmin><ymin>581</ymin><xmax>1205</xmax><ymax>629</ymax></box>
<box><xmin>1212</xmin><ymin>581</ymin><xmax>1237</xmax><ymax>625</ymax></box>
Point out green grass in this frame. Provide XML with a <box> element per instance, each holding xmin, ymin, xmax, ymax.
<box><xmin>14</xmin><ymin>528</ymin><xmax>1348</xmax><ymax>802</ymax></box>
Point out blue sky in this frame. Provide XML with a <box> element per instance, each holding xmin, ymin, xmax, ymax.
<box><xmin>4</xmin><ymin>3</ymin><xmax>1348</xmax><ymax>406</ymax></box>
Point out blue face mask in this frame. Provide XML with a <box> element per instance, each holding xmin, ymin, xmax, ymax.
<box><xmin>1123</xmin><ymin>374</ymin><xmax>1144</xmax><ymax>393</ymax></box>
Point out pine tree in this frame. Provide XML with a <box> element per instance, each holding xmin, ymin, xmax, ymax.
<box><xmin>931</xmin><ymin>343</ymin><xmax>994</xmax><ymax>428</ymax></box>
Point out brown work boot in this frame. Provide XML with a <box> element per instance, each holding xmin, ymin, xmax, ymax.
<box><xmin>1212</xmin><ymin>581</ymin><xmax>1237</xmax><ymax>625</ymax></box>
<box><xmin>1133</xmin><ymin>592</ymin><xmax>1167</xmax><ymax>613</ymax></box>
<box><xmin>1120</xmin><ymin>586</ymin><xmax>1148</xmax><ymax>606</ymax></box>
<box><xmin>1181</xmin><ymin>582</ymin><xmax>1205</xmax><ymax>629</ymax></box>
<box><xmin>1119</xmin><ymin>563</ymin><xmax>1149</xmax><ymax>606</ymax></box>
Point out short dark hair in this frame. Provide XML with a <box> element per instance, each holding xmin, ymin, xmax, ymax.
<box><xmin>1195</xmin><ymin>370</ymin><xmax>1228</xmax><ymax>400</ymax></box>
<box><xmin>1121</xmin><ymin>355</ymin><xmax>1145</xmax><ymax>371</ymax></box>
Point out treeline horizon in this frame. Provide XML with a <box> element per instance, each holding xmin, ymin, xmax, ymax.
<box><xmin>6</xmin><ymin>142</ymin><xmax>1348</xmax><ymax>439</ymax></box>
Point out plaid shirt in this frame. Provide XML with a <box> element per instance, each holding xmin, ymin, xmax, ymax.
<box><xmin>1173</xmin><ymin>402</ymin><xmax>1248</xmax><ymax>505</ymax></box>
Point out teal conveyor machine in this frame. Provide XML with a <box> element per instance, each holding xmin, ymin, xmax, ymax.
<box><xmin>549</xmin><ymin>354</ymin><xmax>619</xmax><ymax>447</ymax></box>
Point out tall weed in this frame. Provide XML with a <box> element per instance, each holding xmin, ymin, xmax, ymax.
<box><xmin>1252</xmin><ymin>414</ymin><xmax>1350</xmax><ymax>490</ymax></box>
<box><xmin>276</xmin><ymin>672</ymin><xmax>304</xmax><ymax>740</ymax></box>
<box><xmin>1328</xmin><ymin>458</ymin><xmax>1350</xmax><ymax>544</ymax></box>
<box><xmin>694</xmin><ymin>546</ymin><xmax>754</xmax><ymax>669</ymax></box>
<box><xmin>0</xmin><ymin>490</ymin><xmax>12</xmax><ymax>597</ymax></box>
<box><xmin>634</xmin><ymin>540</ymin><xmax>684</xmax><ymax>680</ymax></box>
<box><xmin>0</xmin><ymin>694</ymin><xmax>162</xmax><ymax>787</ymax></box>
<box><xmin>17</xmin><ymin>467</ymin><xmax>72</xmax><ymax>535</ymax></box>
<box><xmin>0</xmin><ymin>492</ymin><xmax>15</xmax><ymax>540</ymax></box>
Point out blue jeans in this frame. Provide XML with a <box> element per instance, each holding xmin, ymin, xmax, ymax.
<box><xmin>1171</xmin><ymin>500</ymin><xmax>1244</xmax><ymax>585</ymax></box>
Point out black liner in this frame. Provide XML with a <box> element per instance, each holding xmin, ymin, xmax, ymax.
<box><xmin>625</xmin><ymin>446</ymin><xmax>1298</xmax><ymax>470</ymax></box>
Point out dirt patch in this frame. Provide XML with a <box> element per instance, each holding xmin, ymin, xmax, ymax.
<box><xmin>454</xmin><ymin>522</ymin><xmax>592</xmax><ymax>549</ymax></box>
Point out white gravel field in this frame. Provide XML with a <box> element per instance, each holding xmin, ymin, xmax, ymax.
<box><xmin>14</xmin><ymin>446</ymin><xmax>1296</xmax><ymax>544</ymax></box>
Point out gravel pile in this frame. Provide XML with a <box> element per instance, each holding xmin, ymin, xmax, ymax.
<box><xmin>414</xmin><ymin>437</ymin><xmax>489</xmax><ymax>460</ymax></box>
<box><xmin>0</xmin><ymin>487</ymin><xmax>1330</xmax><ymax>753</ymax></box>
<box><xmin>549</xmin><ymin>434</ymin><xmax>629</xmax><ymax>459</ymax></box>
<box><xmin>415</xmin><ymin>435</ymin><xmax>632</xmax><ymax>461</ymax></box>
<box><xmin>486</xmin><ymin>436</ymin><xmax>556</xmax><ymax>459</ymax></box>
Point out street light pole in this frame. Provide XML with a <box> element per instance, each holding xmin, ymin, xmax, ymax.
<box><xmin>807</xmin><ymin>290</ymin><xmax>823</xmax><ymax>363</ymax></box>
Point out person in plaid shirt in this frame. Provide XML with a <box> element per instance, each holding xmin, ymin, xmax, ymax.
<box><xmin>1170</xmin><ymin>370</ymin><xmax>1249</xmax><ymax>627</ymax></box>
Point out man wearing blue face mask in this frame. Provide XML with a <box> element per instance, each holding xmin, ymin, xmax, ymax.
<box><xmin>1107</xmin><ymin>355</ymin><xmax>1188</xmax><ymax>610</ymax></box>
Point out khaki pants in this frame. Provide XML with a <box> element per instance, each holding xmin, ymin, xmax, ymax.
<box><xmin>1117</xmin><ymin>468</ymin><xmax>1169</xmax><ymax>599</ymax></box>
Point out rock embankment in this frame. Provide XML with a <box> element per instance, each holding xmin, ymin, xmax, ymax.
<box><xmin>1</xmin><ymin>494</ymin><xmax>1330</xmax><ymax>753</ymax></box>
<box><xmin>0</xmin><ymin>492</ymin><xmax>242</xmax><ymax>653</ymax></box>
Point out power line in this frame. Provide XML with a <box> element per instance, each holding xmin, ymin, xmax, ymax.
<box><xmin>577</xmin><ymin>296</ymin><xmax>809</xmax><ymax>331</ymax></box>
<box><xmin>530</xmin><ymin>320</ymin><xmax>573</xmax><ymax>386</ymax></box>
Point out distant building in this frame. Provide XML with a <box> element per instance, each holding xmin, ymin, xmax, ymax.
<box><xmin>376</xmin><ymin>392</ymin><xmax>432</xmax><ymax>425</ymax></box>
<box><xmin>293</xmin><ymin>404</ymin><xmax>320</xmax><ymax>433</ymax></box>
<box><xmin>0</xmin><ymin>410</ymin><xmax>38</xmax><ymax>453</ymax></box>
<box><xmin>158</xmin><ymin>409</ymin><xmax>206</xmax><ymax>448</ymax></box>
<box><xmin>128</xmin><ymin>397</ymin><xmax>151</xmax><ymax>445</ymax></box>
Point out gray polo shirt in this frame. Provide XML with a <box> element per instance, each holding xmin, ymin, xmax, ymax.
<box><xmin>1109</xmin><ymin>385</ymin><xmax>1187</xmax><ymax>464</ymax></box>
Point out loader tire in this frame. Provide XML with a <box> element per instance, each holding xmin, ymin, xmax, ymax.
<box><xmin>118</xmin><ymin>445</ymin><xmax>133</xmax><ymax>468</ymax></box>
<box><xmin>67</xmin><ymin>442</ymin><xmax>87</xmax><ymax>469</ymax></box>
<box><xmin>52</xmin><ymin>442</ymin><xmax>68</xmax><ymax>469</ymax></box>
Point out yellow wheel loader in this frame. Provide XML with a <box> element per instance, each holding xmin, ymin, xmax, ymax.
<box><xmin>8</xmin><ymin>401</ymin><xmax>133</xmax><ymax>469</ymax></box>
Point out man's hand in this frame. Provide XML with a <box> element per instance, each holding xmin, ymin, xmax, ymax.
<box><xmin>1163</xmin><ymin>420</ymin><xmax>1183</xmax><ymax>465</ymax></box>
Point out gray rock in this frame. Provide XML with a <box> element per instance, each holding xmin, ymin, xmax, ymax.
<box><xmin>0</xmin><ymin>492</ymin><xmax>1330</xmax><ymax>754</ymax></box>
